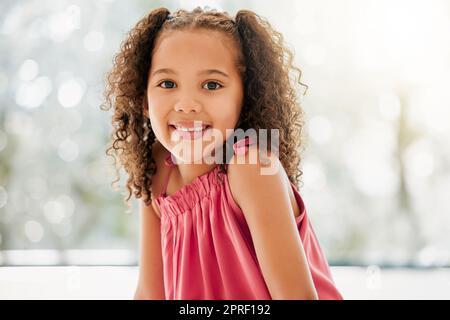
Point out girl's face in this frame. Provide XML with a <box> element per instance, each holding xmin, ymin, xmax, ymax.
<box><xmin>145</xmin><ymin>29</ymin><xmax>244</xmax><ymax>163</ymax></box>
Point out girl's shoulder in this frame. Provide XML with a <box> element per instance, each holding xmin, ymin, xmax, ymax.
<box><xmin>226</xmin><ymin>143</ymin><xmax>300</xmax><ymax>220</ymax></box>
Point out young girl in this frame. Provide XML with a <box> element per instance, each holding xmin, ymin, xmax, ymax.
<box><xmin>103</xmin><ymin>6</ymin><xmax>343</xmax><ymax>300</ymax></box>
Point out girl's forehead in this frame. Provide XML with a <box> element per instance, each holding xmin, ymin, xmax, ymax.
<box><xmin>151</xmin><ymin>29</ymin><xmax>240</xmax><ymax>73</ymax></box>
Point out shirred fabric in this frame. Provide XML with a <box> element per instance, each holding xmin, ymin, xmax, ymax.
<box><xmin>154</xmin><ymin>138</ymin><xmax>343</xmax><ymax>300</ymax></box>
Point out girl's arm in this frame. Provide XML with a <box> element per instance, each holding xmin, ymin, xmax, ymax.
<box><xmin>134</xmin><ymin>141</ymin><xmax>166</xmax><ymax>299</ymax></box>
<box><xmin>227</xmin><ymin>146</ymin><xmax>318</xmax><ymax>300</ymax></box>
<box><xmin>134</xmin><ymin>198</ymin><xmax>165</xmax><ymax>300</ymax></box>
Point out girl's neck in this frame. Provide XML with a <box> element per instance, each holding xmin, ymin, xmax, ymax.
<box><xmin>163</xmin><ymin>143</ymin><xmax>223</xmax><ymax>189</ymax></box>
<box><xmin>173</xmin><ymin>161</ymin><xmax>218</xmax><ymax>186</ymax></box>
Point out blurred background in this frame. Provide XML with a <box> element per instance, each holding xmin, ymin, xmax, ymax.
<box><xmin>0</xmin><ymin>0</ymin><xmax>449</xmax><ymax>299</ymax></box>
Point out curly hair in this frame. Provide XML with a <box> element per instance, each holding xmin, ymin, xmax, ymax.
<box><xmin>101</xmin><ymin>6</ymin><xmax>308</xmax><ymax>208</ymax></box>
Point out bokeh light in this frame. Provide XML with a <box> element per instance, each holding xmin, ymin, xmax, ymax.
<box><xmin>15</xmin><ymin>76</ymin><xmax>52</xmax><ymax>109</ymax></box>
<box><xmin>57</xmin><ymin>78</ymin><xmax>85</xmax><ymax>108</ymax></box>
<box><xmin>18</xmin><ymin>59</ymin><xmax>39</xmax><ymax>81</ymax></box>
<box><xmin>57</xmin><ymin>138</ymin><xmax>79</xmax><ymax>162</ymax></box>
<box><xmin>24</xmin><ymin>220</ymin><xmax>44</xmax><ymax>243</ymax></box>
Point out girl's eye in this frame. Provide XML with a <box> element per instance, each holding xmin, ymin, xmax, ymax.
<box><xmin>157</xmin><ymin>80</ymin><xmax>223</xmax><ymax>90</ymax></box>
<box><xmin>203</xmin><ymin>81</ymin><xmax>223</xmax><ymax>90</ymax></box>
<box><xmin>158</xmin><ymin>80</ymin><xmax>176</xmax><ymax>89</ymax></box>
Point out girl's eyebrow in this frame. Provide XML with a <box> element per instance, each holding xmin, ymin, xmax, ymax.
<box><xmin>151</xmin><ymin>68</ymin><xmax>229</xmax><ymax>78</ymax></box>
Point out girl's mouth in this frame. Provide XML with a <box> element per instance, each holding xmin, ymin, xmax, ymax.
<box><xmin>169</xmin><ymin>124</ymin><xmax>212</xmax><ymax>140</ymax></box>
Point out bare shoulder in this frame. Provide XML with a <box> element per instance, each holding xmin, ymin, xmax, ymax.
<box><xmin>228</xmin><ymin>145</ymin><xmax>295</xmax><ymax>211</ymax></box>
<box><xmin>227</xmin><ymin>144</ymin><xmax>285</xmax><ymax>197</ymax></box>
<box><xmin>227</xmin><ymin>144</ymin><xmax>300</xmax><ymax>220</ymax></box>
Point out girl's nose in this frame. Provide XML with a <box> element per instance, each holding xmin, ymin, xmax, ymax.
<box><xmin>174</xmin><ymin>102</ymin><xmax>202</xmax><ymax>113</ymax></box>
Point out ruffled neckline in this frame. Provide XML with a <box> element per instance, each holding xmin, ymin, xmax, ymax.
<box><xmin>154</xmin><ymin>136</ymin><xmax>255</xmax><ymax>218</ymax></box>
<box><xmin>154</xmin><ymin>163</ymin><xmax>224</xmax><ymax>218</ymax></box>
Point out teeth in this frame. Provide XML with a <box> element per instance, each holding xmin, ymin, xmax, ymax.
<box><xmin>175</xmin><ymin>126</ymin><xmax>206</xmax><ymax>132</ymax></box>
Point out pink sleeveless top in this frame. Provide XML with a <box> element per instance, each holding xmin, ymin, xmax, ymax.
<box><xmin>154</xmin><ymin>137</ymin><xmax>343</xmax><ymax>300</ymax></box>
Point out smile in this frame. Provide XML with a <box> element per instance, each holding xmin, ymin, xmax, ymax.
<box><xmin>169</xmin><ymin>124</ymin><xmax>212</xmax><ymax>140</ymax></box>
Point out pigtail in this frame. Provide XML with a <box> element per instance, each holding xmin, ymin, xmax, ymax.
<box><xmin>234</xmin><ymin>10</ymin><xmax>305</xmax><ymax>187</ymax></box>
<box><xmin>104</xmin><ymin>7</ymin><xmax>172</xmax><ymax>207</ymax></box>
<box><xmin>131</xmin><ymin>8</ymin><xmax>171</xmax><ymax>93</ymax></box>
<box><xmin>234</xmin><ymin>10</ymin><xmax>285</xmax><ymax>152</ymax></box>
